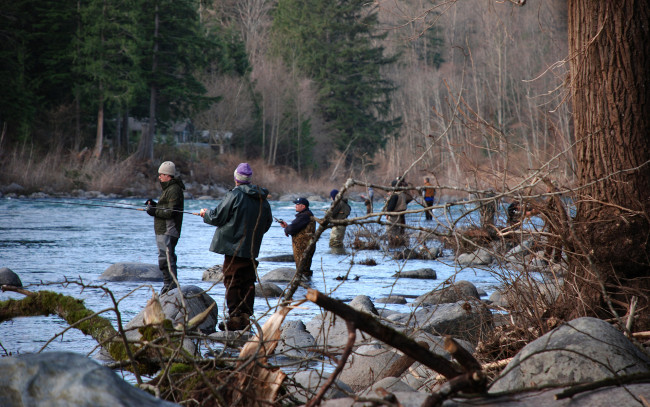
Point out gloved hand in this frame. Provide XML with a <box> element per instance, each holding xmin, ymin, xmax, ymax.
<box><xmin>145</xmin><ymin>199</ymin><xmax>157</xmax><ymax>216</ymax></box>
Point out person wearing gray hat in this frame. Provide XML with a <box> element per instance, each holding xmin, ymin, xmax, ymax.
<box><xmin>279</xmin><ymin>197</ymin><xmax>315</xmax><ymax>274</ymax></box>
<box><xmin>145</xmin><ymin>161</ymin><xmax>185</xmax><ymax>295</ymax></box>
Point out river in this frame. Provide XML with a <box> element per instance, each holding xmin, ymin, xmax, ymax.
<box><xmin>0</xmin><ymin>196</ymin><xmax>502</xmax><ymax>363</ymax></box>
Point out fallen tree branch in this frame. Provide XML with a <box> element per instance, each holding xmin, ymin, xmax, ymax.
<box><xmin>305</xmin><ymin>289</ymin><xmax>463</xmax><ymax>380</ymax></box>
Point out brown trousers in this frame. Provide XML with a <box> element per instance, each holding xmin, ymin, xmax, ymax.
<box><xmin>223</xmin><ymin>255</ymin><xmax>257</xmax><ymax>317</ymax></box>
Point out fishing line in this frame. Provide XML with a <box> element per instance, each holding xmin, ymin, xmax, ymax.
<box><xmin>28</xmin><ymin>199</ymin><xmax>201</xmax><ymax>216</ymax></box>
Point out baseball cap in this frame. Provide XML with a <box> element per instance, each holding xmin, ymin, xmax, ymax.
<box><xmin>293</xmin><ymin>197</ymin><xmax>309</xmax><ymax>207</ymax></box>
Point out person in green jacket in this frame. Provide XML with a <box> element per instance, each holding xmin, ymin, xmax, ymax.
<box><xmin>200</xmin><ymin>163</ymin><xmax>273</xmax><ymax>331</ymax></box>
<box><xmin>145</xmin><ymin>161</ymin><xmax>185</xmax><ymax>295</ymax></box>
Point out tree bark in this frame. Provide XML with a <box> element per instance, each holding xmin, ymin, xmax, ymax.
<box><xmin>568</xmin><ymin>0</ymin><xmax>650</xmax><ymax>324</ymax></box>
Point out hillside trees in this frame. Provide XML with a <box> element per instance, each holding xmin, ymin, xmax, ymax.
<box><xmin>272</xmin><ymin>0</ymin><xmax>402</xmax><ymax>165</ymax></box>
<box><xmin>75</xmin><ymin>0</ymin><xmax>141</xmax><ymax>159</ymax></box>
<box><xmin>131</xmin><ymin>0</ymin><xmax>211</xmax><ymax>162</ymax></box>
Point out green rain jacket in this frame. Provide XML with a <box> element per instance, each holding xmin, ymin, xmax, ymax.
<box><xmin>154</xmin><ymin>177</ymin><xmax>185</xmax><ymax>237</ymax></box>
<box><xmin>203</xmin><ymin>184</ymin><xmax>273</xmax><ymax>259</ymax></box>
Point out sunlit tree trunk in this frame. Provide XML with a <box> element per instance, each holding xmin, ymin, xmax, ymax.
<box><xmin>568</xmin><ymin>0</ymin><xmax>650</xmax><ymax>324</ymax></box>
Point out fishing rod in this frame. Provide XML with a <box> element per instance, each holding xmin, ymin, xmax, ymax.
<box><xmin>29</xmin><ymin>199</ymin><xmax>201</xmax><ymax>216</ymax></box>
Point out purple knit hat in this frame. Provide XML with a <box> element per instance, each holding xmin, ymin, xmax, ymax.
<box><xmin>234</xmin><ymin>163</ymin><xmax>252</xmax><ymax>184</ymax></box>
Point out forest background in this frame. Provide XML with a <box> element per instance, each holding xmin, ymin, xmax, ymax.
<box><xmin>0</xmin><ymin>0</ymin><xmax>569</xmax><ymax>197</ymax></box>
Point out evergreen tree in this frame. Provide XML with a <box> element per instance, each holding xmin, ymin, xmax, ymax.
<box><xmin>272</xmin><ymin>0</ymin><xmax>401</xmax><ymax>162</ymax></box>
<box><xmin>132</xmin><ymin>0</ymin><xmax>210</xmax><ymax>162</ymax></box>
<box><xmin>75</xmin><ymin>0</ymin><xmax>141</xmax><ymax>158</ymax></box>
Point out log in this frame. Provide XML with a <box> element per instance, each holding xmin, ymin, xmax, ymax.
<box><xmin>305</xmin><ymin>289</ymin><xmax>463</xmax><ymax>380</ymax></box>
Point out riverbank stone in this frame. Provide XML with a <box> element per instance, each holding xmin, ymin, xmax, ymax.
<box><xmin>275</xmin><ymin>320</ymin><xmax>317</xmax><ymax>359</ymax></box>
<box><xmin>414</xmin><ymin>280</ymin><xmax>480</xmax><ymax>306</ymax></box>
<box><xmin>392</xmin><ymin>268</ymin><xmax>437</xmax><ymax>279</ymax></box>
<box><xmin>260</xmin><ymin>267</ymin><xmax>297</xmax><ymax>282</ymax></box>
<box><xmin>0</xmin><ymin>352</ymin><xmax>178</xmax><ymax>407</ymax></box>
<box><xmin>0</xmin><ymin>267</ymin><xmax>22</xmax><ymax>287</ymax></box>
<box><xmin>490</xmin><ymin>317</ymin><xmax>650</xmax><ymax>393</ymax></box>
<box><xmin>255</xmin><ymin>282</ymin><xmax>284</xmax><ymax>298</ymax></box>
<box><xmin>202</xmin><ymin>265</ymin><xmax>224</xmax><ymax>282</ymax></box>
<box><xmin>99</xmin><ymin>262</ymin><xmax>162</xmax><ymax>281</ymax></box>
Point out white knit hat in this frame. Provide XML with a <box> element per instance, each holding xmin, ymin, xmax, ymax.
<box><xmin>158</xmin><ymin>161</ymin><xmax>176</xmax><ymax>176</ymax></box>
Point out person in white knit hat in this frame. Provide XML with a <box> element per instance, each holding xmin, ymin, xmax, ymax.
<box><xmin>145</xmin><ymin>161</ymin><xmax>185</xmax><ymax>295</ymax></box>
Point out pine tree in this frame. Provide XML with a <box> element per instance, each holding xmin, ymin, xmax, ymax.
<box><xmin>272</xmin><ymin>0</ymin><xmax>402</xmax><ymax>162</ymax></box>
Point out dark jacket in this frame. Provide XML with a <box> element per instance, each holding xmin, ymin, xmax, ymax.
<box><xmin>284</xmin><ymin>208</ymin><xmax>314</xmax><ymax>236</ymax></box>
<box><xmin>203</xmin><ymin>184</ymin><xmax>272</xmax><ymax>259</ymax></box>
<box><xmin>154</xmin><ymin>178</ymin><xmax>185</xmax><ymax>237</ymax></box>
<box><xmin>331</xmin><ymin>199</ymin><xmax>351</xmax><ymax>220</ymax></box>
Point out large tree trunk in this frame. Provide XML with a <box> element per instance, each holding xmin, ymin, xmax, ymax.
<box><xmin>568</xmin><ymin>0</ymin><xmax>650</xmax><ymax>325</ymax></box>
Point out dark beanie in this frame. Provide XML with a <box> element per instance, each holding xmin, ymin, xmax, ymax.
<box><xmin>330</xmin><ymin>189</ymin><xmax>339</xmax><ymax>200</ymax></box>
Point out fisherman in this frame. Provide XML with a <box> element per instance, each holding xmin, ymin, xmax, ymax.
<box><xmin>279</xmin><ymin>197</ymin><xmax>316</xmax><ymax>274</ymax></box>
<box><xmin>384</xmin><ymin>178</ymin><xmax>413</xmax><ymax>247</ymax></box>
<box><xmin>199</xmin><ymin>163</ymin><xmax>273</xmax><ymax>331</ymax></box>
<box><xmin>328</xmin><ymin>189</ymin><xmax>351</xmax><ymax>251</ymax></box>
<box><xmin>145</xmin><ymin>161</ymin><xmax>185</xmax><ymax>295</ymax></box>
<box><xmin>422</xmin><ymin>177</ymin><xmax>436</xmax><ymax>220</ymax></box>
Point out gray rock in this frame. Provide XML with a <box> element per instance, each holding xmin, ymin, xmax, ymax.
<box><xmin>99</xmin><ymin>262</ymin><xmax>162</xmax><ymax>281</ymax></box>
<box><xmin>114</xmin><ymin>285</ymin><xmax>220</xmax><ymax>359</ymax></box>
<box><xmin>258</xmin><ymin>254</ymin><xmax>295</xmax><ymax>263</ymax></box>
<box><xmin>358</xmin><ymin>377</ymin><xmax>415</xmax><ymax>397</ymax></box>
<box><xmin>260</xmin><ymin>267</ymin><xmax>297</xmax><ymax>282</ymax></box>
<box><xmin>414</xmin><ymin>280</ymin><xmax>480</xmax><ymax>306</ymax></box>
<box><xmin>0</xmin><ymin>352</ymin><xmax>178</xmax><ymax>407</ymax></box>
<box><xmin>0</xmin><ymin>267</ymin><xmax>22</xmax><ymax>287</ymax></box>
<box><xmin>286</xmin><ymin>370</ymin><xmax>352</xmax><ymax>404</ymax></box>
<box><xmin>255</xmin><ymin>282</ymin><xmax>284</xmax><ymax>298</ymax></box>
<box><xmin>457</xmin><ymin>248</ymin><xmax>493</xmax><ymax>265</ymax></box>
<box><xmin>349</xmin><ymin>295</ymin><xmax>378</xmax><ymax>315</ymax></box>
<box><xmin>338</xmin><ymin>345</ymin><xmax>402</xmax><ymax>391</ymax></box>
<box><xmin>390</xmin><ymin>301</ymin><xmax>493</xmax><ymax>345</ymax></box>
<box><xmin>276</xmin><ymin>320</ymin><xmax>317</xmax><ymax>359</ymax></box>
<box><xmin>318</xmin><ymin>384</ymin><xmax>650</xmax><ymax>406</ymax></box>
<box><xmin>2</xmin><ymin>183</ymin><xmax>24</xmax><ymax>194</ymax></box>
<box><xmin>202</xmin><ymin>265</ymin><xmax>223</xmax><ymax>282</ymax></box>
<box><xmin>376</xmin><ymin>295</ymin><xmax>407</xmax><ymax>304</ymax></box>
<box><xmin>490</xmin><ymin>317</ymin><xmax>650</xmax><ymax>392</ymax></box>
<box><xmin>392</xmin><ymin>268</ymin><xmax>437</xmax><ymax>279</ymax></box>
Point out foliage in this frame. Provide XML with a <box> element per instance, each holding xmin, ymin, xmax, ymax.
<box><xmin>272</xmin><ymin>0</ymin><xmax>402</xmax><ymax>163</ymax></box>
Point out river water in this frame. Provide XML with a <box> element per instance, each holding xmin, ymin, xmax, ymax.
<box><xmin>0</xmin><ymin>197</ymin><xmax>502</xmax><ymax>362</ymax></box>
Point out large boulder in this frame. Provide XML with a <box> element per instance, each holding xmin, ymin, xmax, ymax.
<box><xmin>130</xmin><ymin>285</ymin><xmax>219</xmax><ymax>334</ymax></box>
<box><xmin>285</xmin><ymin>370</ymin><xmax>352</xmax><ymax>404</ymax></box>
<box><xmin>306</xmin><ymin>295</ymin><xmax>379</xmax><ymax>349</ymax></box>
<box><xmin>0</xmin><ymin>352</ymin><xmax>178</xmax><ymax>407</ymax></box>
<box><xmin>414</xmin><ymin>280</ymin><xmax>480</xmax><ymax>306</ymax></box>
<box><xmin>260</xmin><ymin>267</ymin><xmax>298</xmax><ymax>282</ymax></box>
<box><xmin>0</xmin><ymin>267</ymin><xmax>22</xmax><ymax>287</ymax></box>
<box><xmin>388</xmin><ymin>301</ymin><xmax>493</xmax><ymax>345</ymax></box>
<box><xmin>490</xmin><ymin>317</ymin><xmax>650</xmax><ymax>392</ymax></box>
<box><xmin>201</xmin><ymin>265</ymin><xmax>223</xmax><ymax>283</ymax></box>
<box><xmin>275</xmin><ymin>320</ymin><xmax>317</xmax><ymax>359</ymax></box>
<box><xmin>338</xmin><ymin>344</ymin><xmax>402</xmax><ymax>392</ymax></box>
<box><xmin>255</xmin><ymin>282</ymin><xmax>284</xmax><ymax>298</ymax></box>
<box><xmin>99</xmin><ymin>262</ymin><xmax>162</xmax><ymax>281</ymax></box>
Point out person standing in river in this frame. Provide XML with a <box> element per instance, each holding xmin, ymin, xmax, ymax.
<box><xmin>200</xmin><ymin>163</ymin><xmax>273</xmax><ymax>331</ymax></box>
<box><xmin>279</xmin><ymin>197</ymin><xmax>316</xmax><ymax>274</ymax></box>
<box><xmin>328</xmin><ymin>189</ymin><xmax>351</xmax><ymax>252</ymax></box>
<box><xmin>145</xmin><ymin>161</ymin><xmax>185</xmax><ymax>295</ymax></box>
<box><xmin>421</xmin><ymin>177</ymin><xmax>435</xmax><ymax>220</ymax></box>
<box><xmin>384</xmin><ymin>178</ymin><xmax>413</xmax><ymax>247</ymax></box>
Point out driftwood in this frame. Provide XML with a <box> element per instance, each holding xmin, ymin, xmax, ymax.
<box><xmin>305</xmin><ymin>289</ymin><xmax>463</xmax><ymax>379</ymax></box>
<box><xmin>305</xmin><ymin>289</ymin><xmax>491</xmax><ymax>405</ymax></box>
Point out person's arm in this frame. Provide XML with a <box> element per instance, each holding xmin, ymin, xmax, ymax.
<box><xmin>202</xmin><ymin>192</ymin><xmax>236</xmax><ymax>226</ymax></box>
<box><xmin>285</xmin><ymin>211</ymin><xmax>311</xmax><ymax>235</ymax></box>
